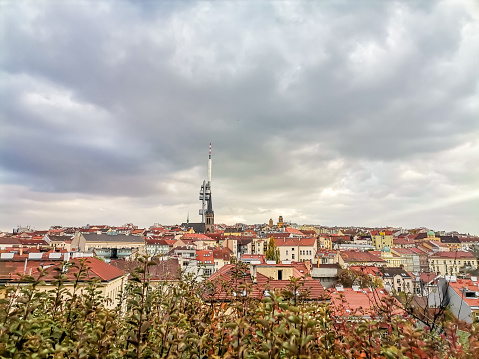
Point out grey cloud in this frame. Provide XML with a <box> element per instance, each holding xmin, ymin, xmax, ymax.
<box><xmin>1</xmin><ymin>0</ymin><xmax>478</xmax><ymax>233</ymax></box>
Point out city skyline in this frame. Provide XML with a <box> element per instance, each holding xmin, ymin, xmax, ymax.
<box><xmin>1</xmin><ymin>1</ymin><xmax>478</xmax><ymax>234</ymax></box>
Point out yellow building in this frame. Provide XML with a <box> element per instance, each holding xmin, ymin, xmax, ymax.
<box><xmin>381</xmin><ymin>246</ymin><xmax>406</xmax><ymax>268</ymax></box>
<box><xmin>371</xmin><ymin>230</ymin><xmax>393</xmax><ymax>250</ymax></box>
<box><xmin>429</xmin><ymin>251</ymin><xmax>478</xmax><ymax>276</ymax></box>
<box><xmin>318</xmin><ymin>235</ymin><xmax>332</xmax><ymax>250</ymax></box>
<box><xmin>251</xmin><ymin>263</ymin><xmax>298</xmax><ymax>281</ymax></box>
<box><xmin>426</xmin><ymin>230</ymin><xmax>438</xmax><ymax>241</ymax></box>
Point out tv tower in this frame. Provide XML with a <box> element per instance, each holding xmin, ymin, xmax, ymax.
<box><xmin>199</xmin><ymin>143</ymin><xmax>212</xmax><ymax>224</ymax></box>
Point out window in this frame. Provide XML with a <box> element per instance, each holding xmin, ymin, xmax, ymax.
<box><xmin>286</xmin><ymin>250</ymin><xmax>289</xmax><ymax>255</ymax></box>
<box><xmin>278</xmin><ymin>270</ymin><xmax>283</xmax><ymax>280</ymax></box>
<box><xmin>292</xmin><ymin>254</ymin><xmax>295</xmax><ymax>260</ymax></box>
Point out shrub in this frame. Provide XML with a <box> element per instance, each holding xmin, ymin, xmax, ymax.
<box><xmin>0</xmin><ymin>260</ymin><xmax>478</xmax><ymax>358</ymax></box>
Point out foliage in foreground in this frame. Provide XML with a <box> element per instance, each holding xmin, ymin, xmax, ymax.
<box><xmin>0</xmin><ymin>258</ymin><xmax>478</xmax><ymax>358</ymax></box>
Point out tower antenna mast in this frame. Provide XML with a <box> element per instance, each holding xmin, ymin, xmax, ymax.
<box><xmin>208</xmin><ymin>142</ymin><xmax>212</xmax><ymax>185</ymax></box>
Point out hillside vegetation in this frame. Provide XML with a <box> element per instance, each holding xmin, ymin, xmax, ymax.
<box><xmin>1</xmin><ymin>258</ymin><xmax>478</xmax><ymax>358</ymax></box>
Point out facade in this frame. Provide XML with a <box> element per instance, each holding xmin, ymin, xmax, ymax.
<box><xmin>274</xmin><ymin>237</ymin><xmax>317</xmax><ymax>262</ymax></box>
<box><xmin>460</xmin><ymin>237</ymin><xmax>479</xmax><ymax>251</ymax></box>
<box><xmin>0</xmin><ymin>237</ymin><xmax>22</xmax><ymax>250</ymax></box>
<box><xmin>318</xmin><ymin>235</ymin><xmax>332</xmax><ymax>250</ymax></box>
<box><xmin>382</xmin><ymin>249</ymin><xmax>406</xmax><ymax>268</ymax></box>
<box><xmin>429</xmin><ymin>278</ymin><xmax>479</xmax><ymax>323</ymax></box>
<box><xmin>145</xmin><ymin>238</ymin><xmax>170</xmax><ymax>256</ymax></box>
<box><xmin>310</xmin><ymin>263</ymin><xmax>342</xmax><ymax>289</ymax></box>
<box><xmin>71</xmin><ymin>232</ymin><xmax>145</xmax><ymax>260</ymax></box>
<box><xmin>371</xmin><ymin>230</ymin><xmax>394</xmax><ymax>250</ymax></box>
<box><xmin>390</xmin><ymin>247</ymin><xmax>420</xmax><ymax>272</ymax></box>
<box><xmin>439</xmin><ymin>235</ymin><xmax>462</xmax><ymax>252</ymax></box>
<box><xmin>429</xmin><ymin>251</ymin><xmax>477</xmax><ymax>275</ymax></box>
<box><xmin>251</xmin><ymin>238</ymin><xmax>267</xmax><ymax>255</ymax></box>
<box><xmin>213</xmin><ymin>247</ymin><xmax>232</xmax><ymax>273</ymax></box>
<box><xmin>379</xmin><ymin>267</ymin><xmax>414</xmax><ymax>294</ymax></box>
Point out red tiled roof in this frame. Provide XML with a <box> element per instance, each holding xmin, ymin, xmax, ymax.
<box><xmin>205</xmin><ymin>233</ymin><xmax>227</xmax><ymax>240</ymax></box>
<box><xmin>391</xmin><ymin>247</ymin><xmax>415</xmax><ymax>255</ymax></box>
<box><xmin>256</xmin><ymin>273</ymin><xmax>325</xmax><ymax>300</ymax></box>
<box><xmin>110</xmin><ymin>258</ymin><xmax>181</xmax><ymax>281</ymax></box>
<box><xmin>419</xmin><ymin>272</ymin><xmax>438</xmax><ymax>283</ymax></box>
<box><xmin>69</xmin><ymin>258</ymin><xmax>126</xmax><ymax>281</ymax></box>
<box><xmin>213</xmin><ymin>247</ymin><xmax>232</xmax><ymax>261</ymax></box>
<box><xmin>18</xmin><ymin>239</ymin><xmax>49</xmax><ymax>246</ymax></box>
<box><xmin>145</xmin><ymin>238</ymin><xmax>169</xmax><ymax>245</ymax></box>
<box><xmin>458</xmin><ymin>237</ymin><xmax>479</xmax><ymax>243</ymax></box>
<box><xmin>164</xmin><ymin>239</ymin><xmax>176</xmax><ymax>247</ymax></box>
<box><xmin>8</xmin><ymin>258</ymin><xmax>126</xmax><ymax>283</ymax></box>
<box><xmin>300</xmin><ymin>230</ymin><xmax>317</xmax><ymax>236</ymax></box>
<box><xmin>195</xmin><ymin>250</ymin><xmax>215</xmax><ymax>264</ymax></box>
<box><xmin>131</xmin><ymin>229</ymin><xmax>145</xmax><ymax>234</ymax></box>
<box><xmin>430</xmin><ymin>251</ymin><xmax>475</xmax><ymax>259</ymax></box>
<box><xmin>349</xmin><ymin>266</ymin><xmax>381</xmax><ymax>276</ymax></box>
<box><xmin>268</xmin><ymin>233</ymin><xmax>290</xmax><ymax>238</ymax></box>
<box><xmin>181</xmin><ymin>233</ymin><xmax>214</xmax><ymax>241</ymax></box>
<box><xmin>284</xmin><ymin>228</ymin><xmax>305</xmax><ymax>236</ymax></box>
<box><xmin>448</xmin><ymin>279</ymin><xmax>479</xmax><ymax>307</ymax></box>
<box><xmin>0</xmin><ymin>237</ymin><xmax>22</xmax><ymax>245</ymax></box>
<box><xmin>274</xmin><ymin>237</ymin><xmax>316</xmax><ymax>247</ymax></box>
<box><xmin>205</xmin><ymin>264</ymin><xmax>256</xmax><ymax>301</ymax></box>
<box><xmin>340</xmin><ymin>251</ymin><xmax>386</xmax><ymax>263</ymax></box>
<box><xmin>329</xmin><ymin>287</ymin><xmax>403</xmax><ymax>317</ymax></box>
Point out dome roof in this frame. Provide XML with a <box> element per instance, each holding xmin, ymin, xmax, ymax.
<box><xmin>427</xmin><ymin>230</ymin><xmax>435</xmax><ymax>236</ymax></box>
<box><xmin>381</xmin><ymin>246</ymin><xmax>391</xmax><ymax>253</ymax></box>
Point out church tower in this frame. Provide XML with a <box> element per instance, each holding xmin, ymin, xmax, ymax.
<box><xmin>205</xmin><ymin>195</ymin><xmax>214</xmax><ymax>233</ymax></box>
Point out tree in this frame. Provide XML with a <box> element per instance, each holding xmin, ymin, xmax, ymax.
<box><xmin>337</xmin><ymin>268</ymin><xmax>380</xmax><ymax>288</ymax></box>
<box><xmin>265</xmin><ymin>236</ymin><xmax>280</xmax><ymax>263</ymax></box>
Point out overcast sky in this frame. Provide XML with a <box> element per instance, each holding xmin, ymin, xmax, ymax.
<box><xmin>1</xmin><ymin>0</ymin><xmax>478</xmax><ymax>234</ymax></box>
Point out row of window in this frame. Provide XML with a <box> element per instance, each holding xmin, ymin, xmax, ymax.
<box><xmin>430</xmin><ymin>259</ymin><xmax>474</xmax><ymax>266</ymax></box>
